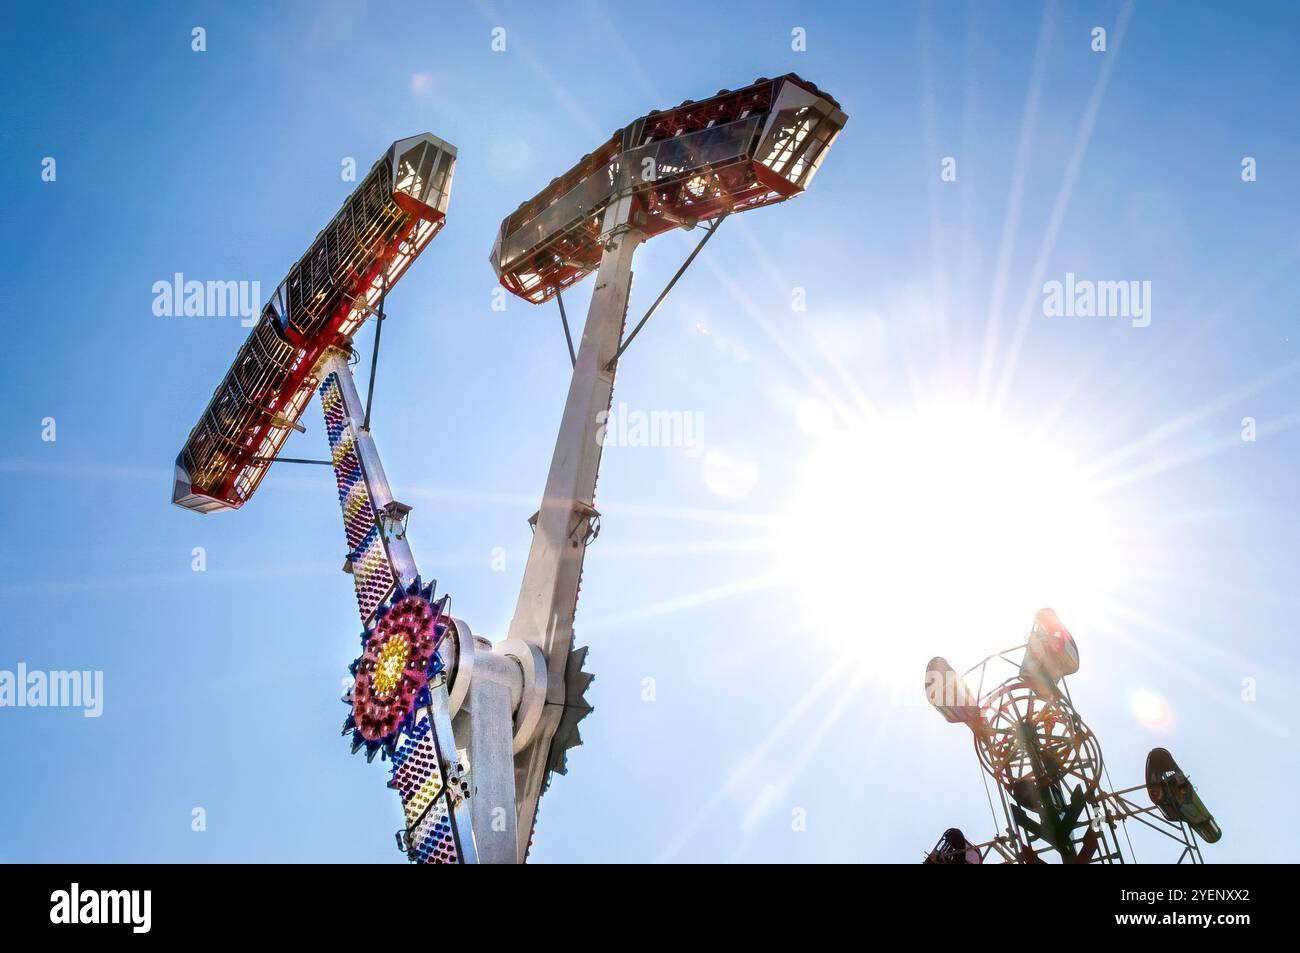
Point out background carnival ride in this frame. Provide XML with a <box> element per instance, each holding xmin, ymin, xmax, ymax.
<box><xmin>924</xmin><ymin>609</ymin><xmax>1223</xmax><ymax>864</ymax></box>
<box><xmin>173</xmin><ymin>75</ymin><xmax>847</xmax><ymax>863</ymax></box>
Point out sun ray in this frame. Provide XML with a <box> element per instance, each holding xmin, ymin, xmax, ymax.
<box><xmin>920</xmin><ymin>0</ymin><xmax>954</xmax><ymax>377</ymax></box>
<box><xmin>590</xmin><ymin>537</ymin><xmax>778</xmax><ymax>560</ymax></box>
<box><xmin>700</xmin><ymin>255</ymin><xmax>864</xmax><ymax>429</ymax></box>
<box><xmin>1116</xmin><ymin>571</ymin><xmax>1300</xmax><ymax>674</ymax></box>
<box><xmin>0</xmin><ymin>562</ymin><xmax>340</xmax><ymax>599</ymax></box>
<box><xmin>581</xmin><ymin>0</ymin><xmax>661</xmax><ymax>104</ymax></box>
<box><xmin>1084</xmin><ymin>361</ymin><xmax>1300</xmax><ymax>482</ymax></box>
<box><xmin>990</xmin><ymin>0</ymin><xmax>1137</xmax><ymax>417</ymax></box>
<box><xmin>1092</xmin><ymin>597</ymin><xmax>1292</xmax><ymax>739</ymax></box>
<box><xmin>727</xmin><ymin>665</ymin><xmax>874</xmax><ymax>861</ymax></box>
<box><xmin>656</xmin><ymin>659</ymin><xmax>853</xmax><ymax>861</ymax></box>
<box><xmin>473</xmin><ymin>0</ymin><xmax>606</xmax><ymax>143</ymax></box>
<box><xmin>1094</xmin><ymin>406</ymin><xmax>1300</xmax><ymax>495</ymax></box>
<box><xmin>974</xmin><ymin>0</ymin><xmax>1057</xmax><ymax>404</ymax></box>
<box><xmin>580</xmin><ymin>572</ymin><xmax>783</xmax><ymax>633</ymax></box>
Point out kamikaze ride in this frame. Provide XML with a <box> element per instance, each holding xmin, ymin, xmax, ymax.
<box><xmin>173</xmin><ymin>74</ymin><xmax>847</xmax><ymax>863</ymax></box>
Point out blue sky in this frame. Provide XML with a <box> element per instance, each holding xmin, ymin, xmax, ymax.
<box><xmin>1</xmin><ymin>0</ymin><xmax>1297</xmax><ymax>863</ymax></box>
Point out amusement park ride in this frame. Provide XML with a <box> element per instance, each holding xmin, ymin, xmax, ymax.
<box><xmin>923</xmin><ymin>609</ymin><xmax>1223</xmax><ymax>864</ymax></box>
<box><xmin>173</xmin><ymin>75</ymin><xmax>848</xmax><ymax>863</ymax></box>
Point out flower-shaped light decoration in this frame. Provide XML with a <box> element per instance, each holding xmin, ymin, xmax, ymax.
<box><xmin>342</xmin><ymin>577</ymin><xmax>449</xmax><ymax>761</ymax></box>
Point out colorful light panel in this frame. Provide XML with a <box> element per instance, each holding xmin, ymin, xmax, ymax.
<box><xmin>320</xmin><ymin>372</ymin><xmax>395</xmax><ymax>625</ymax></box>
<box><xmin>389</xmin><ymin>713</ymin><xmax>460</xmax><ymax>864</ymax></box>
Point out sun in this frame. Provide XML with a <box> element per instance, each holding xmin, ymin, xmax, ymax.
<box><xmin>775</xmin><ymin>402</ymin><xmax>1125</xmax><ymax>664</ymax></box>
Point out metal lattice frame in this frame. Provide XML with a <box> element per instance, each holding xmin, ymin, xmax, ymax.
<box><xmin>975</xmin><ymin>680</ymin><xmax>1104</xmax><ymax>798</ymax></box>
<box><xmin>958</xmin><ymin>647</ymin><xmax>1205</xmax><ymax>864</ymax></box>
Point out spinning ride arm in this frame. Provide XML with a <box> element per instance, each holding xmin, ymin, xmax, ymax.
<box><xmin>492</xmin><ymin>75</ymin><xmax>847</xmax><ymax>861</ymax></box>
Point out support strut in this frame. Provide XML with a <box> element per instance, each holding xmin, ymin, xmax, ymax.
<box><xmin>362</xmin><ymin>278</ymin><xmax>387</xmax><ymax>432</ymax></box>
<box><xmin>606</xmin><ymin>213</ymin><xmax>726</xmax><ymax>371</ymax></box>
<box><xmin>556</xmin><ymin>290</ymin><xmax>577</xmax><ymax>369</ymax></box>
